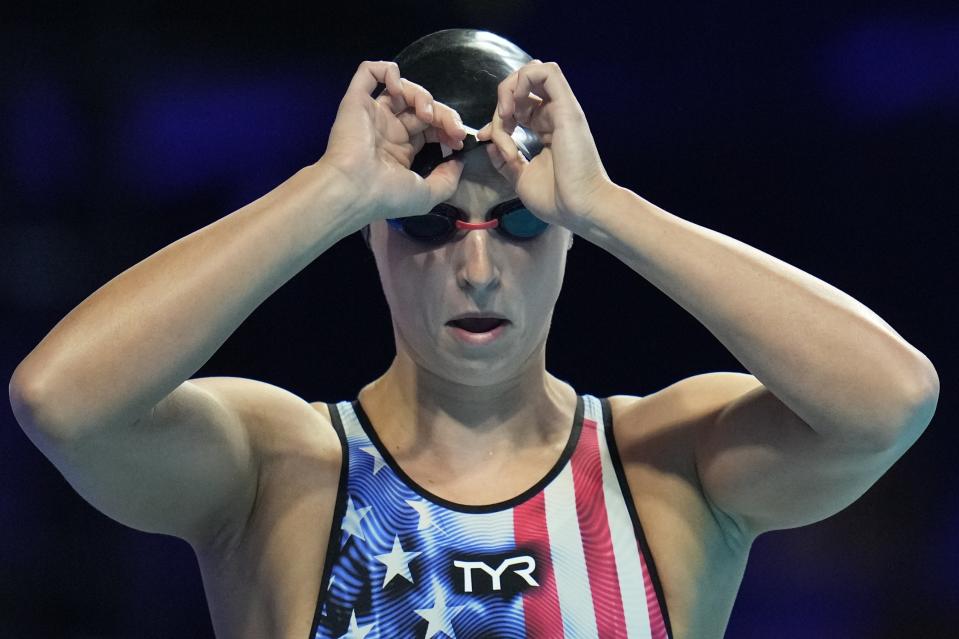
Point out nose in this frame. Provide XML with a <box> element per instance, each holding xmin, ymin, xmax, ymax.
<box><xmin>454</xmin><ymin>224</ymin><xmax>501</xmax><ymax>291</ymax></box>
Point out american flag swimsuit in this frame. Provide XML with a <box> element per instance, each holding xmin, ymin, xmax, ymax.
<box><xmin>310</xmin><ymin>394</ymin><xmax>671</xmax><ymax>638</ymax></box>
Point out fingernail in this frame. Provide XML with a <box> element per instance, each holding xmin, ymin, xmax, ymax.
<box><xmin>426</xmin><ymin>103</ymin><xmax>433</xmax><ymax>116</ymax></box>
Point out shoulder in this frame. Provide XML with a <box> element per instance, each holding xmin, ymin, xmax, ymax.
<box><xmin>309</xmin><ymin>400</ymin><xmax>334</xmax><ymax>430</ymax></box>
<box><xmin>185</xmin><ymin>378</ymin><xmax>344</xmax><ymax>489</ymax></box>
<box><xmin>605</xmin><ymin>372</ymin><xmax>760</xmax><ymax>447</ymax></box>
<box><xmin>601</xmin><ymin>372</ymin><xmax>762</xmax><ymax>544</ymax></box>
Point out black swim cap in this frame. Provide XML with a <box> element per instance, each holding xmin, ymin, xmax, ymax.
<box><xmin>391</xmin><ymin>28</ymin><xmax>544</xmax><ymax>177</ymax></box>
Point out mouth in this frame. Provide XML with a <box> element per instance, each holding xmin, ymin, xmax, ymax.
<box><xmin>445</xmin><ymin>317</ymin><xmax>511</xmax><ymax>345</ymax></box>
<box><xmin>445</xmin><ymin>317</ymin><xmax>509</xmax><ymax>333</ymax></box>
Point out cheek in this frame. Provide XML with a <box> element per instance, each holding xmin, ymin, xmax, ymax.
<box><xmin>379</xmin><ymin>268</ymin><xmax>418</xmax><ymax>317</ymax></box>
<box><xmin>526</xmin><ymin>239</ymin><xmax>569</xmax><ymax>307</ymax></box>
<box><xmin>377</xmin><ymin>258</ymin><xmax>439</xmax><ymax>329</ymax></box>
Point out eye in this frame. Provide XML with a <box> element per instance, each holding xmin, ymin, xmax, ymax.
<box><xmin>500</xmin><ymin>206</ymin><xmax>548</xmax><ymax>239</ymax></box>
<box><xmin>402</xmin><ymin>214</ymin><xmax>455</xmax><ymax>240</ymax></box>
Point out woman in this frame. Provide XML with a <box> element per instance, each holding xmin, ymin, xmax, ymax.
<box><xmin>10</xmin><ymin>28</ymin><xmax>938</xmax><ymax>638</ymax></box>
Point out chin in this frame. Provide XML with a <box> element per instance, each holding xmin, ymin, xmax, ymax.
<box><xmin>443</xmin><ymin>359</ymin><xmax>517</xmax><ymax>386</ymax></box>
<box><xmin>396</xmin><ymin>323</ymin><xmax>540</xmax><ymax>386</ymax></box>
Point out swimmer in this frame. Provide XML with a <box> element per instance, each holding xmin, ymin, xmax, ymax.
<box><xmin>9</xmin><ymin>28</ymin><xmax>939</xmax><ymax>638</ymax></box>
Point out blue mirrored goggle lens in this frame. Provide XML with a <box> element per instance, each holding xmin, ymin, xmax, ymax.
<box><xmin>500</xmin><ymin>207</ymin><xmax>548</xmax><ymax>239</ymax></box>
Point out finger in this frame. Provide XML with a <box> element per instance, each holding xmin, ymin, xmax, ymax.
<box><xmin>373</xmin><ymin>72</ymin><xmax>435</xmax><ymax>122</ymax></box>
<box><xmin>485</xmin><ymin>141</ymin><xmax>524</xmax><ymax>187</ymax></box>
<box><xmin>422</xmin><ymin>157</ymin><xmax>465</xmax><ymax>206</ymax></box>
<box><xmin>396</xmin><ymin>113</ymin><xmax>462</xmax><ymax>150</ymax></box>
<box><xmin>375</xmin><ymin>91</ymin><xmax>408</xmax><ymax>115</ymax></box>
<box><xmin>396</xmin><ymin>78</ymin><xmax>434</xmax><ymax>124</ymax></box>
<box><xmin>513</xmin><ymin>91</ymin><xmax>544</xmax><ymax>127</ymax></box>
<box><xmin>487</xmin><ymin>110</ymin><xmax>527</xmax><ymax>185</ymax></box>
<box><xmin>359</xmin><ymin>61</ymin><xmax>407</xmax><ymax>116</ymax></box>
<box><xmin>510</xmin><ymin>59</ymin><xmax>546</xmax><ymax>125</ymax></box>
<box><xmin>432</xmin><ymin>101</ymin><xmax>467</xmax><ymax>147</ymax></box>
<box><xmin>496</xmin><ymin>71</ymin><xmax>521</xmax><ymax>133</ymax></box>
<box><xmin>475</xmin><ymin>121</ymin><xmax>492</xmax><ymax>141</ymax></box>
<box><xmin>395</xmin><ymin>110</ymin><xmax>432</xmax><ymax>136</ymax></box>
<box><xmin>348</xmin><ymin>60</ymin><xmax>404</xmax><ymax>101</ymax></box>
<box><xmin>513</xmin><ymin>61</ymin><xmax>578</xmax><ymax>118</ymax></box>
<box><xmin>422</xmin><ymin>126</ymin><xmax>465</xmax><ymax>151</ymax></box>
<box><xmin>384</xmin><ymin>97</ymin><xmax>465</xmax><ymax>150</ymax></box>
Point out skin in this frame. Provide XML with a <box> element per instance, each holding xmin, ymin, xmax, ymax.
<box><xmin>10</xmin><ymin>58</ymin><xmax>938</xmax><ymax>639</ymax></box>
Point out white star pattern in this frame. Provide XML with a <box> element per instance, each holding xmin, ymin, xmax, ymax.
<box><xmin>414</xmin><ymin>578</ymin><xmax>465</xmax><ymax>639</ymax></box>
<box><xmin>360</xmin><ymin>446</ymin><xmax>386</xmax><ymax>475</ymax></box>
<box><xmin>374</xmin><ymin>535</ymin><xmax>422</xmax><ymax>588</ymax></box>
<box><xmin>406</xmin><ymin>498</ymin><xmax>442</xmax><ymax>532</ymax></box>
<box><xmin>337</xmin><ymin>609</ymin><xmax>375</xmax><ymax>639</ymax></box>
<box><xmin>341</xmin><ymin>496</ymin><xmax>371</xmax><ymax>544</ymax></box>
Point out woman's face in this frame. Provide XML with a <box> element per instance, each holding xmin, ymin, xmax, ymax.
<box><xmin>368</xmin><ymin>147</ymin><xmax>573</xmax><ymax>386</ymax></box>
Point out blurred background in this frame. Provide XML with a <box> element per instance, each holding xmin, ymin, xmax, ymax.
<box><xmin>2</xmin><ymin>2</ymin><xmax>956</xmax><ymax>637</ymax></box>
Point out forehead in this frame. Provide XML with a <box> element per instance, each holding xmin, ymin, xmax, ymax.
<box><xmin>446</xmin><ymin>146</ymin><xmax>516</xmax><ymax>208</ymax></box>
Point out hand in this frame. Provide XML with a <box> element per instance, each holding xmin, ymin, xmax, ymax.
<box><xmin>476</xmin><ymin>60</ymin><xmax>616</xmax><ymax>232</ymax></box>
<box><xmin>319</xmin><ymin>60</ymin><xmax>469</xmax><ymax>223</ymax></box>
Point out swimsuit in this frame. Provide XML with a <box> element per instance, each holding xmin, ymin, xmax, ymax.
<box><xmin>310</xmin><ymin>394</ymin><xmax>671</xmax><ymax>638</ymax></box>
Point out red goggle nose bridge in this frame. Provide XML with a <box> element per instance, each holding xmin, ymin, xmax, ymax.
<box><xmin>454</xmin><ymin>219</ymin><xmax>499</xmax><ymax>231</ymax></box>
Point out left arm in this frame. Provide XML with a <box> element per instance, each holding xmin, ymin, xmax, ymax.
<box><xmin>579</xmin><ymin>183</ymin><xmax>938</xmax><ymax>449</ymax></box>
<box><xmin>575</xmin><ymin>189</ymin><xmax>939</xmax><ymax>538</ymax></box>
<box><xmin>479</xmin><ymin>59</ymin><xmax>940</xmax><ymax>542</ymax></box>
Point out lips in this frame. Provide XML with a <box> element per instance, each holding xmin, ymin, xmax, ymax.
<box><xmin>445</xmin><ymin>311</ymin><xmax>510</xmax><ymax>333</ymax></box>
<box><xmin>446</xmin><ymin>317</ymin><xmax>510</xmax><ymax>345</ymax></box>
<box><xmin>447</xmin><ymin>317</ymin><xmax>508</xmax><ymax>333</ymax></box>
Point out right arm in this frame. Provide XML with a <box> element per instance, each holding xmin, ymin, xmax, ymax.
<box><xmin>9</xmin><ymin>163</ymin><xmax>361</xmax><ymax>549</ymax></box>
<box><xmin>8</xmin><ymin>60</ymin><xmax>467</xmax><ymax>550</ymax></box>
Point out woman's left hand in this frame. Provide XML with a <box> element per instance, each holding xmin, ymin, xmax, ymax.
<box><xmin>476</xmin><ymin>60</ymin><xmax>617</xmax><ymax>233</ymax></box>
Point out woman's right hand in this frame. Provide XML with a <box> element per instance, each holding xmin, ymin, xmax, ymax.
<box><xmin>319</xmin><ymin>60</ymin><xmax>468</xmax><ymax>223</ymax></box>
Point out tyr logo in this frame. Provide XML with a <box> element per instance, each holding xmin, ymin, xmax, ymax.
<box><xmin>453</xmin><ymin>555</ymin><xmax>539</xmax><ymax>594</ymax></box>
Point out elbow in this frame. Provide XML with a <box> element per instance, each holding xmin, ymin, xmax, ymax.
<box><xmin>9</xmin><ymin>367</ymin><xmax>44</xmax><ymax>428</ymax></box>
<box><xmin>873</xmin><ymin>353</ymin><xmax>940</xmax><ymax>451</ymax></box>
<box><xmin>9</xmin><ymin>366</ymin><xmax>70</xmax><ymax>441</ymax></box>
<box><xmin>903</xmin><ymin>353</ymin><xmax>939</xmax><ymax>428</ymax></box>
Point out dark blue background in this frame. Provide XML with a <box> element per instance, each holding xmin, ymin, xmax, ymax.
<box><xmin>2</xmin><ymin>2</ymin><xmax>956</xmax><ymax>637</ymax></box>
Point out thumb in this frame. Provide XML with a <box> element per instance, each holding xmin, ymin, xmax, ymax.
<box><xmin>422</xmin><ymin>157</ymin><xmax>465</xmax><ymax>206</ymax></box>
<box><xmin>480</xmin><ymin>112</ymin><xmax>528</xmax><ymax>188</ymax></box>
<box><xmin>485</xmin><ymin>140</ymin><xmax>525</xmax><ymax>186</ymax></box>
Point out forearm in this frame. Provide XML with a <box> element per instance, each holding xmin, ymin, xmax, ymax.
<box><xmin>578</xmin><ymin>184</ymin><xmax>938</xmax><ymax>440</ymax></box>
<box><xmin>11</xmin><ymin>161</ymin><xmax>365</xmax><ymax>436</ymax></box>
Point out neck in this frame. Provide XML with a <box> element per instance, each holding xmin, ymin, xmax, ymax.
<box><xmin>358</xmin><ymin>347</ymin><xmax>576</xmax><ymax>455</ymax></box>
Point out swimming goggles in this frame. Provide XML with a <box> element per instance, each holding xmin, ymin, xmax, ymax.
<box><xmin>386</xmin><ymin>198</ymin><xmax>548</xmax><ymax>244</ymax></box>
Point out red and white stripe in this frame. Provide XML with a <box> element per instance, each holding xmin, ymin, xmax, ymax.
<box><xmin>513</xmin><ymin>396</ymin><xmax>668</xmax><ymax>638</ymax></box>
